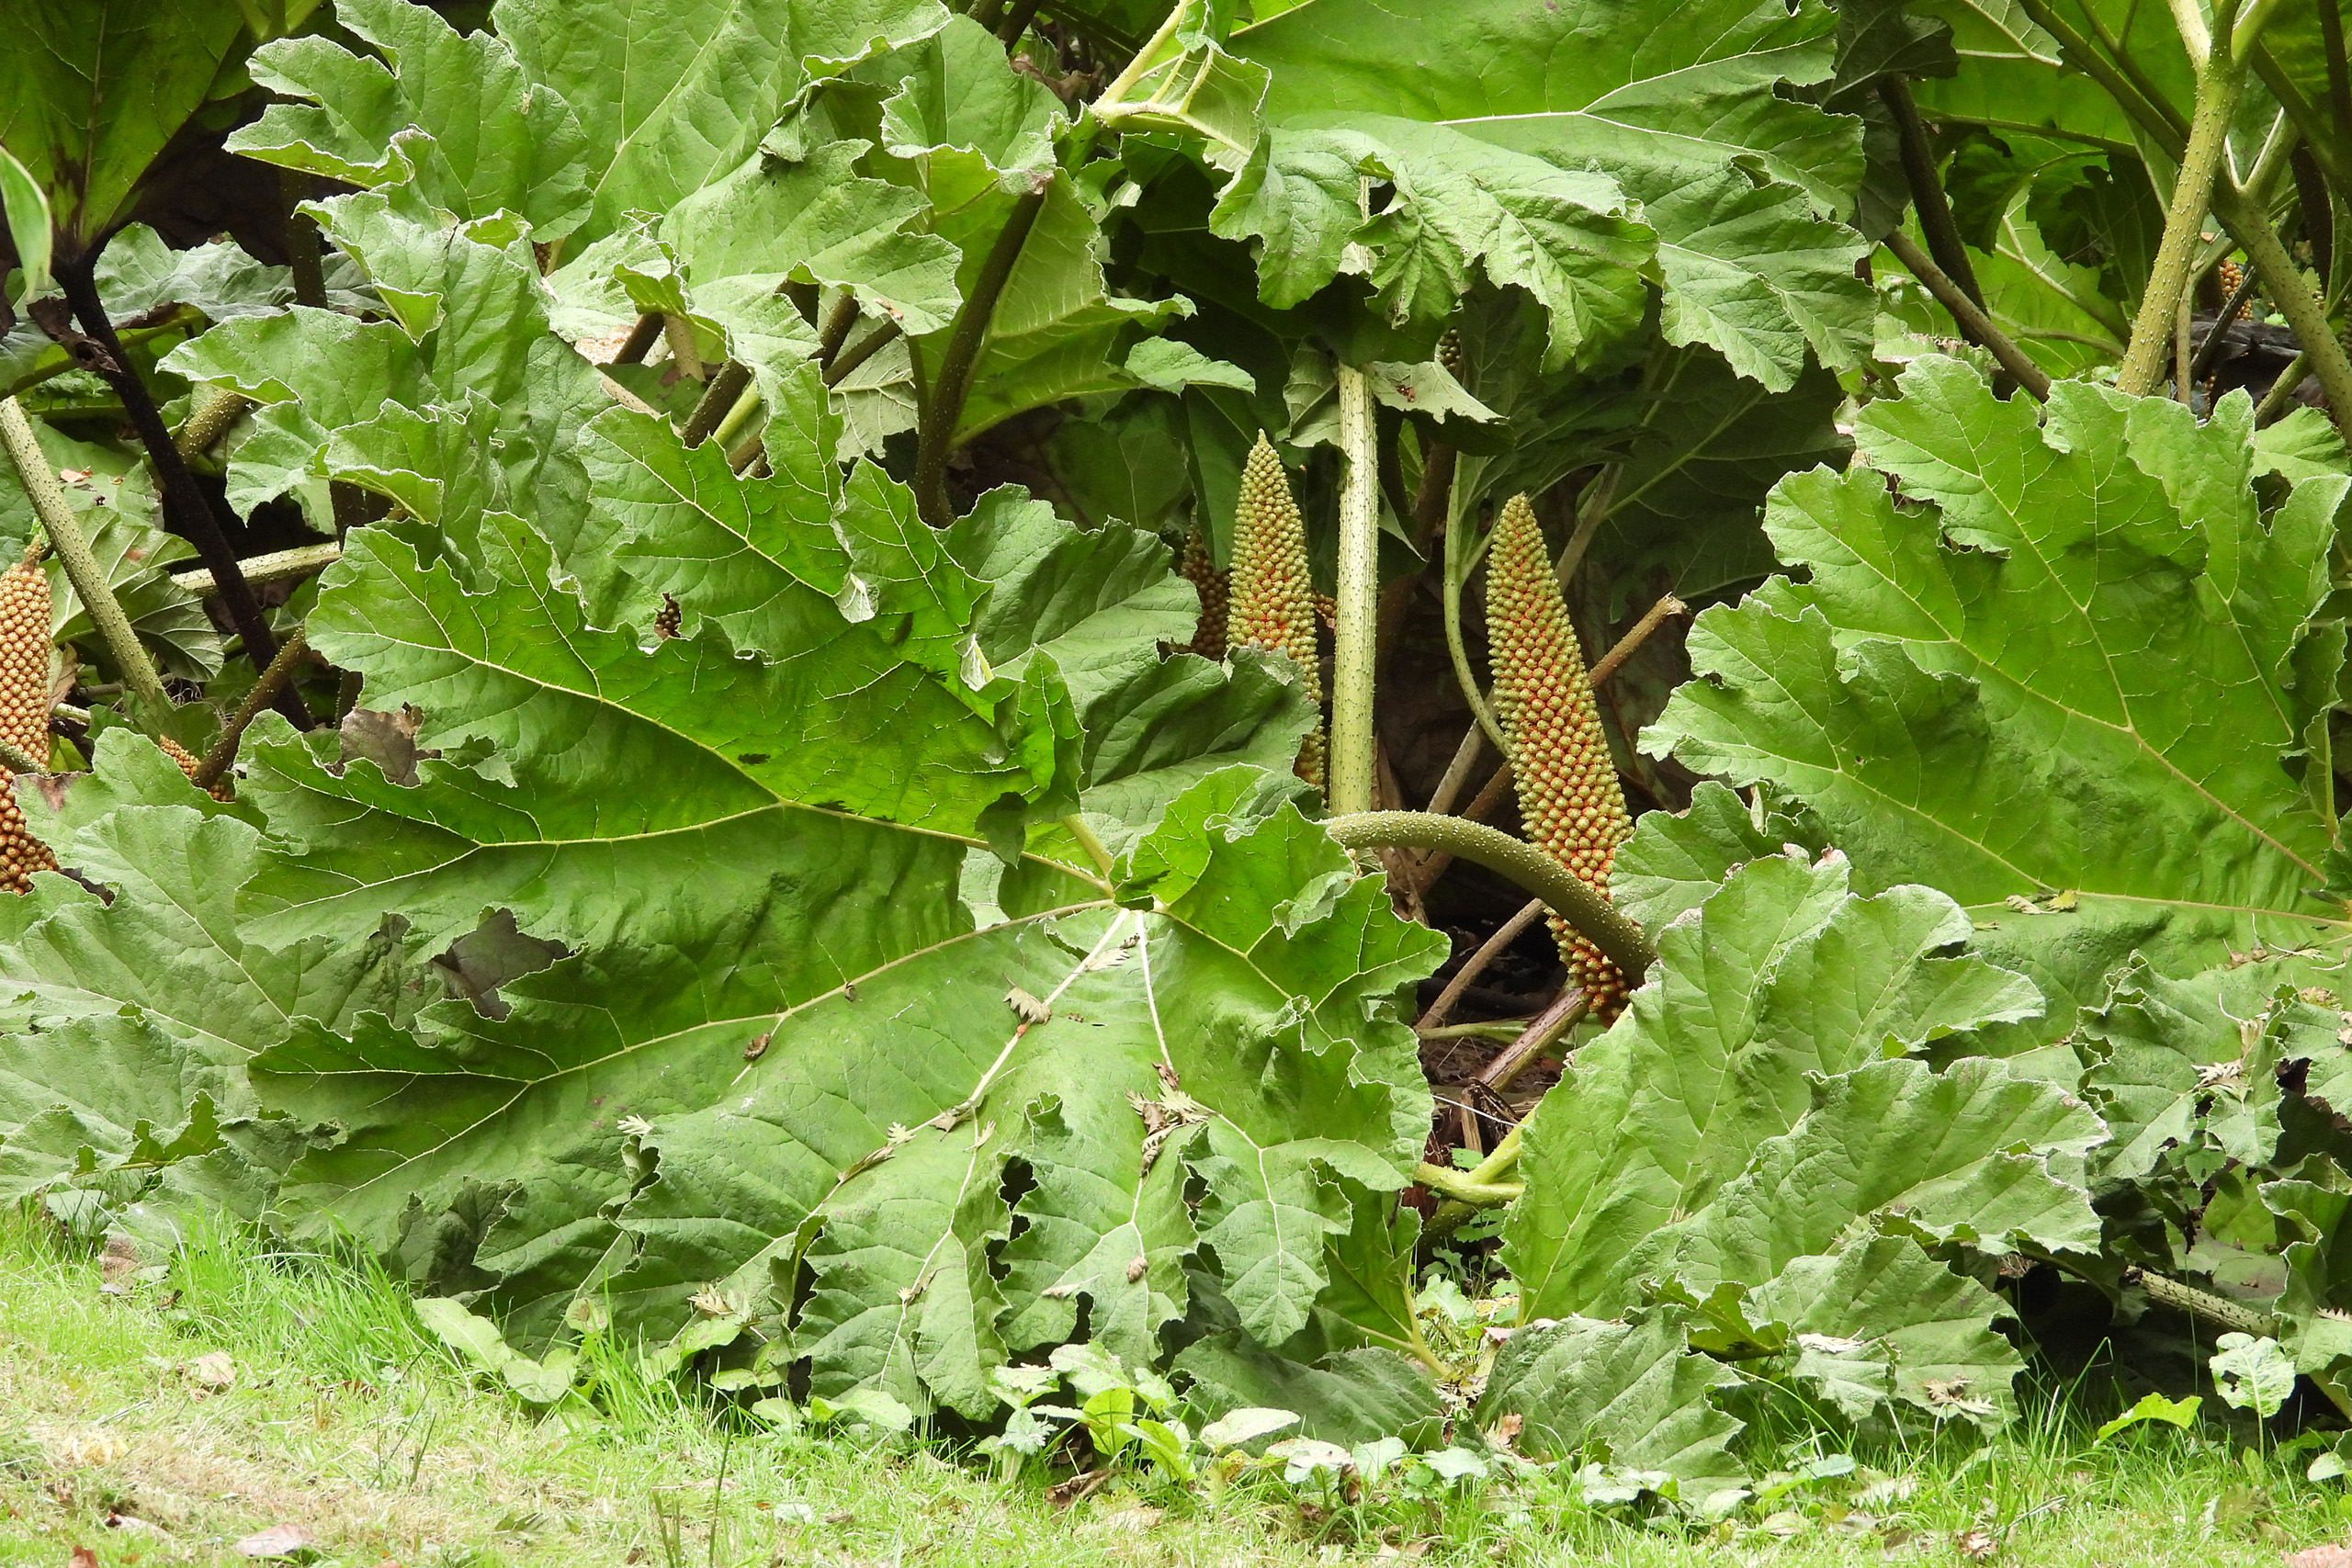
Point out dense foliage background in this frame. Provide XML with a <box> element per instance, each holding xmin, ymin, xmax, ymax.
<box><xmin>6</xmin><ymin>0</ymin><xmax>2352</xmax><ymax>1516</ymax></box>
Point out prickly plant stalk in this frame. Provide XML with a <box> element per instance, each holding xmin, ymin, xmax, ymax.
<box><xmin>1485</xmin><ymin>492</ymin><xmax>1631</xmax><ymax>1015</ymax></box>
<box><xmin>1231</xmin><ymin>433</ymin><xmax>1325</xmax><ymax>791</ymax></box>
<box><xmin>0</xmin><ymin>542</ymin><xmax>57</xmax><ymax>892</ymax></box>
<box><xmin>1178</xmin><ymin>525</ymin><xmax>1228</xmax><ymax>660</ymax></box>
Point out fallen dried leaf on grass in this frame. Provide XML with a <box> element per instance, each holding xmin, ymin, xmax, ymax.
<box><xmin>71</xmin><ymin>1548</ymin><xmax>98</xmax><ymax>1568</ymax></box>
<box><xmin>2285</xmin><ymin>1548</ymin><xmax>2352</xmax><ymax>1568</ymax></box>
<box><xmin>98</xmin><ymin>1235</ymin><xmax>138</xmax><ymax>1292</ymax></box>
<box><xmin>185</xmin><ymin>1351</ymin><xmax>237</xmax><ymax>1391</ymax></box>
<box><xmin>35</xmin><ymin>1425</ymin><xmax>126</xmax><ymax>1468</ymax></box>
<box><xmin>1955</xmin><ymin>1525</ymin><xmax>1998</xmax><ymax>1561</ymax></box>
<box><xmin>233</xmin><ymin>1522</ymin><xmax>315</xmax><ymax>1559</ymax></box>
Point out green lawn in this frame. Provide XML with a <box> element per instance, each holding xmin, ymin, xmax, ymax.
<box><xmin>1</xmin><ymin>1208</ymin><xmax>2345</xmax><ymax>1567</ymax></box>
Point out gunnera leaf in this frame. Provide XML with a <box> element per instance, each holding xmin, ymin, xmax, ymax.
<box><xmin>1229</xmin><ymin>0</ymin><xmax>1874</xmax><ymax>389</ymax></box>
<box><xmin>1498</xmin><ymin>847</ymin><xmax>2094</xmax><ymax>1447</ymax></box>
<box><xmin>167</xmin><ymin>334</ymin><xmax>1442</xmax><ymax>1415</ymax></box>
<box><xmin>1646</xmin><ymin>355</ymin><xmax>2352</xmax><ymax>998</ymax></box>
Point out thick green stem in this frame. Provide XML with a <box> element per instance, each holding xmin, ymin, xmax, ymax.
<box><xmin>1323</xmin><ymin>810</ymin><xmax>1656</xmax><ymax>981</ymax></box>
<box><xmin>1881</xmin><ymin>77</ymin><xmax>1984</xmax><ymax>306</ymax></box>
<box><xmin>680</xmin><ymin>361</ymin><xmax>751</xmax><ymax>448</ymax></box>
<box><xmin>915</xmin><ymin>184</ymin><xmax>1048</xmax><ymax>529</ymax></box>
<box><xmin>0</xmin><ymin>398</ymin><xmax>172</xmax><ymax>722</ymax></box>
<box><xmin>2215</xmin><ymin>177</ymin><xmax>2352</xmax><ymax>433</ymax></box>
<box><xmin>170</xmin><ymin>540</ymin><xmax>341</xmax><ymax>599</ymax></box>
<box><xmin>1412</xmin><ymin>1161</ymin><xmax>1522</xmax><ymax>1207</ymax></box>
<box><xmin>1884</xmin><ymin>231</ymin><xmax>2052</xmax><ymax>399</ymax></box>
<box><xmin>1329</xmin><ymin>364</ymin><xmax>1379</xmax><ymax>816</ymax></box>
<box><xmin>174</xmin><ymin>386</ymin><xmax>254</xmax><ymax>466</ymax></box>
<box><xmin>2123</xmin><ymin>1267</ymin><xmax>2278</xmax><ymax>1336</ymax></box>
<box><xmin>193</xmin><ymin>626</ymin><xmax>308</xmax><ymax>791</ymax></box>
<box><xmin>2120</xmin><ymin>56</ymin><xmax>2249</xmax><ymax>396</ymax></box>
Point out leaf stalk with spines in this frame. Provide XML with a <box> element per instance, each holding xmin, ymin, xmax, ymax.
<box><xmin>2119</xmin><ymin>40</ymin><xmax>2255</xmax><ymax>396</ymax></box>
<box><xmin>1329</xmin><ymin>364</ymin><xmax>1379</xmax><ymax>815</ymax></box>
<box><xmin>1322</xmin><ymin>810</ymin><xmax>1655</xmax><ymax>981</ymax></box>
<box><xmin>0</xmin><ymin>397</ymin><xmax>172</xmax><ymax>725</ymax></box>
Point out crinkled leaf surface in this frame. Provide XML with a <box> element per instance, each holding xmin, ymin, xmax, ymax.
<box><xmin>0</xmin><ymin>735</ymin><xmax>425</xmax><ymax>1213</ymax></box>
<box><xmin>1646</xmin><ymin>357</ymin><xmax>2352</xmax><ymax>979</ymax></box>
<box><xmin>1231</xmin><ymin>0</ymin><xmax>1873</xmax><ymax>388</ymax></box>
<box><xmin>1477</xmin><ymin>1310</ymin><xmax>1747</xmax><ymax>1502</ymax></box>
<box><xmin>165</xmin><ymin>197</ymin><xmax>611</xmax><ymax>573</ymax></box>
<box><xmin>492</xmin><ymin>0</ymin><xmax>948</xmax><ymax>246</ymax></box>
<box><xmin>164</xmin><ymin>352</ymin><xmax>1444</xmax><ymax>1415</ymax></box>
<box><xmin>229</xmin><ymin>0</ymin><xmax>593</xmax><ymax>237</ymax></box>
<box><xmin>1504</xmin><ymin>850</ymin><xmax>2045</xmax><ymax>1320</ymax></box>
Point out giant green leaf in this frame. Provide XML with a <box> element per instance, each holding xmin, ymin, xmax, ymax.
<box><xmin>1229</xmin><ymin>0</ymin><xmax>1874</xmax><ymax>389</ymax></box>
<box><xmin>0</xmin><ymin>735</ymin><xmax>426</xmax><ymax>1216</ymax></box>
<box><xmin>1646</xmin><ymin>356</ymin><xmax>2352</xmax><ymax>976</ymax></box>
<box><xmin>0</xmin><ymin>3</ymin><xmax>248</xmax><ymax>251</ymax></box>
<box><xmin>1503</xmin><ymin>849</ymin><xmax>2046</xmax><ymax>1321</ymax></box>
<box><xmin>164</xmin><ymin>197</ymin><xmax>612</xmax><ymax>580</ymax></box>
<box><xmin>492</xmin><ymin>0</ymin><xmax>949</xmax><ymax>247</ymax></box>
<box><xmin>228</xmin><ymin>0</ymin><xmax>593</xmax><ymax>238</ymax></box>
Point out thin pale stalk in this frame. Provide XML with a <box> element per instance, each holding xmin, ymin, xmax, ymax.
<box><xmin>1329</xmin><ymin>364</ymin><xmax>1379</xmax><ymax>815</ymax></box>
<box><xmin>1884</xmin><ymin>231</ymin><xmax>2052</xmax><ymax>399</ymax></box>
<box><xmin>170</xmin><ymin>540</ymin><xmax>342</xmax><ymax>598</ymax></box>
<box><xmin>2175</xmin><ymin>291</ymin><xmax>2196</xmax><ymax>404</ymax></box>
<box><xmin>2120</xmin><ymin>56</ymin><xmax>2250</xmax><ymax>396</ymax></box>
<box><xmin>2255</xmin><ymin>351</ymin><xmax>2309</xmax><ymax>423</ymax></box>
<box><xmin>0</xmin><ymin>398</ymin><xmax>172</xmax><ymax>721</ymax></box>
<box><xmin>1479</xmin><ymin>992</ymin><xmax>1589</xmax><ymax>1095</ymax></box>
<box><xmin>1416</xmin><ymin>897</ymin><xmax>1544</xmax><ymax>1032</ymax></box>
<box><xmin>1422</xmin><ymin>724</ymin><xmax>1485</xmax><ymax>818</ymax></box>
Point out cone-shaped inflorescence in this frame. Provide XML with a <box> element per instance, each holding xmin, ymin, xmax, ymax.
<box><xmin>1178</xmin><ymin>525</ymin><xmax>1228</xmax><ymax>660</ymax></box>
<box><xmin>1231</xmin><ymin>433</ymin><xmax>1325</xmax><ymax>791</ymax></box>
<box><xmin>157</xmin><ymin>734</ymin><xmax>232</xmax><ymax>803</ymax></box>
<box><xmin>0</xmin><ymin>540</ymin><xmax>57</xmax><ymax>892</ymax></box>
<box><xmin>1486</xmin><ymin>492</ymin><xmax>1631</xmax><ymax>1016</ymax></box>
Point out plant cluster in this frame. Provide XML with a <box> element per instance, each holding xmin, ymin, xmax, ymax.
<box><xmin>6</xmin><ymin>0</ymin><xmax>2352</xmax><ymax>1537</ymax></box>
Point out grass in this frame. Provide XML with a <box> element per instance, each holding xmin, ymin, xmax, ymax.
<box><xmin>1</xmin><ymin>1207</ymin><xmax>2346</xmax><ymax>1568</ymax></box>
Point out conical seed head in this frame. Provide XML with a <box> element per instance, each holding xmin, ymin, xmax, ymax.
<box><xmin>0</xmin><ymin>553</ymin><xmax>56</xmax><ymax>891</ymax></box>
<box><xmin>1484</xmin><ymin>492</ymin><xmax>1633</xmax><ymax>1015</ymax></box>
<box><xmin>0</xmin><ymin>558</ymin><xmax>51</xmax><ymax>767</ymax></box>
<box><xmin>1178</xmin><ymin>525</ymin><xmax>1229</xmax><ymax>660</ymax></box>
<box><xmin>1229</xmin><ymin>432</ymin><xmax>1325</xmax><ymax>792</ymax></box>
